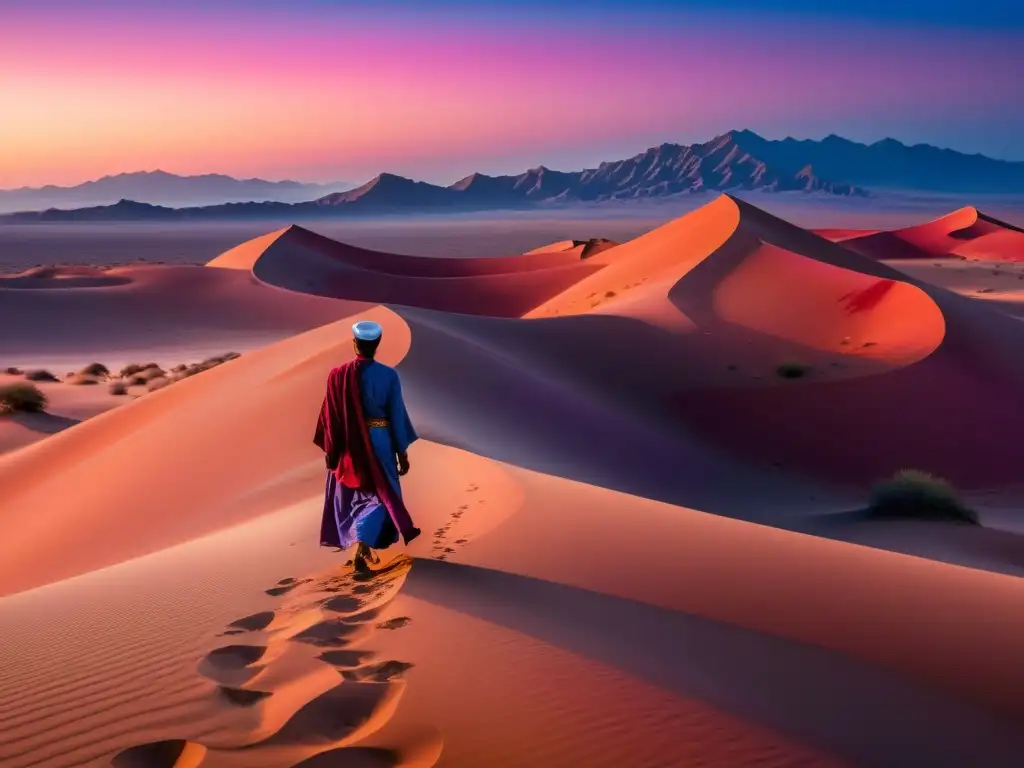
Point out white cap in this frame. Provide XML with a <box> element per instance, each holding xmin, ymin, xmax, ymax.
<box><xmin>352</xmin><ymin>320</ymin><xmax>383</xmax><ymax>341</ymax></box>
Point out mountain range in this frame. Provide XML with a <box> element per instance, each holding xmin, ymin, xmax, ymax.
<box><xmin>4</xmin><ymin>130</ymin><xmax>1024</xmax><ymax>222</ymax></box>
<box><xmin>0</xmin><ymin>171</ymin><xmax>352</xmax><ymax>215</ymax></box>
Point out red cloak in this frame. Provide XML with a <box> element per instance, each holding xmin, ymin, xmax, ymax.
<box><xmin>313</xmin><ymin>357</ymin><xmax>418</xmax><ymax>544</ymax></box>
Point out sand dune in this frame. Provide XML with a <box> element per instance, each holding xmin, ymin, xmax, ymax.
<box><xmin>3</xmin><ymin>194</ymin><xmax>1024</xmax><ymax>766</ymax></box>
<box><xmin>0</xmin><ymin>262</ymin><xmax>358</xmax><ymax>372</ymax></box>
<box><xmin>208</xmin><ymin>225</ymin><xmax>603</xmax><ymax>317</ymax></box>
<box><xmin>816</xmin><ymin>206</ymin><xmax>1024</xmax><ymax>262</ymax></box>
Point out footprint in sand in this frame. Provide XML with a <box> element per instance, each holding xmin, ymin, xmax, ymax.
<box><xmin>197</xmin><ymin>644</ymin><xmax>268</xmax><ymax>686</ymax></box>
<box><xmin>342</xmin><ymin>660</ymin><xmax>414</xmax><ymax>682</ymax></box>
<box><xmin>228</xmin><ymin>611</ymin><xmax>276</xmax><ymax>632</ymax></box>
<box><xmin>218</xmin><ymin>686</ymin><xmax>273</xmax><ymax>707</ymax></box>
<box><xmin>377</xmin><ymin>616</ymin><xmax>411</xmax><ymax>630</ymax></box>
<box><xmin>203</xmin><ymin>644</ymin><xmax>267</xmax><ymax>669</ymax></box>
<box><xmin>292</xmin><ymin>617</ymin><xmax>368</xmax><ymax>647</ymax></box>
<box><xmin>265</xmin><ymin>576</ymin><xmax>315</xmax><ymax>597</ymax></box>
<box><xmin>261</xmin><ymin>681</ymin><xmax>404</xmax><ymax>748</ymax></box>
<box><xmin>111</xmin><ymin>739</ymin><xmax>207</xmax><ymax>768</ymax></box>
<box><xmin>319</xmin><ymin>594</ymin><xmax>362</xmax><ymax>613</ymax></box>
<box><xmin>344</xmin><ymin>606</ymin><xmax>385</xmax><ymax>625</ymax></box>
<box><xmin>318</xmin><ymin>648</ymin><xmax>376</xmax><ymax>668</ymax></box>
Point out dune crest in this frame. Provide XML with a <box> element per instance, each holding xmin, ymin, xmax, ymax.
<box><xmin>817</xmin><ymin>206</ymin><xmax>1024</xmax><ymax>262</ymax></box>
<box><xmin>207</xmin><ymin>224</ymin><xmax>604</xmax><ymax>317</ymax></box>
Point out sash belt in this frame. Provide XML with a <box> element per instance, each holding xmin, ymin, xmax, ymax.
<box><xmin>366</xmin><ymin>418</ymin><xmax>390</xmax><ymax>429</ymax></box>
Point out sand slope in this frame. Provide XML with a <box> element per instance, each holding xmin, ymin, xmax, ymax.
<box><xmin>3</xmin><ymin>194</ymin><xmax>1024</xmax><ymax>767</ymax></box>
<box><xmin>817</xmin><ymin>206</ymin><xmax>1024</xmax><ymax>262</ymax></box>
<box><xmin>0</xmin><ymin>262</ymin><xmax>359</xmax><ymax>371</ymax></box>
<box><xmin>208</xmin><ymin>225</ymin><xmax>603</xmax><ymax>317</ymax></box>
<box><xmin>2</xmin><ymin>305</ymin><xmax>1022</xmax><ymax>767</ymax></box>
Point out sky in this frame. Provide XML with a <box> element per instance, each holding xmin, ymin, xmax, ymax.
<box><xmin>2</xmin><ymin>0</ymin><xmax>1023</xmax><ymax>188</ymax></box>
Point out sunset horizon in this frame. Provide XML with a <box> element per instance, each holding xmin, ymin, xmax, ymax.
<box><xmin>5</xmin><ymin>0</ymin><xmax>1023</xmax><ymax>189</ymax></box>
<box><xmin>5</xmin><ymin>127</ymin><xmax>1023</xmax><ymax>190</ymax></box>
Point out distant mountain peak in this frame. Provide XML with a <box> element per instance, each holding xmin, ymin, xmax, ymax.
<box><xmin>7</xmin><ymin>130</ymin><xmax>1024</xmax><ymax>222</ymax></box>
<box><xmin>0</xmin><ymin>171</ymin><xmax>352</xmax><ymax>214</ymax></box>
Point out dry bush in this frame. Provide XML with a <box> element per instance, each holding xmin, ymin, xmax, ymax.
<box><xmin>66</xmin><ymin>374</ymin><xmax>99</xmax><ymax>386</ymax></box>
<box><xmin>0</xmin><ymin>382</ymin><xmax>47</xmax><ymax>413</ymax></box>
<box><xmin>24</xmin><ymin>369</ymin><xmax>59</xmax><ymax>382</ymax></box>
<box><xmin>79</xmin><ymin>362</ymin><xmax>109</xmax><ymax>378</ymax></box>
<box><xmin>109</xmin><ymin>380</ymin><xmax>128</xmax><ymax>396</ymax></box>
<box><xmin>3</xmin><ymin>367</ymin><xmax>22</xmax><ymax>376</ymax></box>
<box><xmin>868</xmin><ymin>470</ymin><xmax>978</xmax><ymax>525</ymax></box>
<box><xmin>147</xmin><ymin>377</ymin><xmax>171</xmax><ymax>392</ymax></box>
<box><xmin>120</xmin><ymin>363</ymin><xmax>145</xmax><ymax>377</ymax></box>
<box><xmin>130</xmin><ymin>366</ymin><xmax>166</xmax><ymax>384</ymax></box>
<box><xmin>201</xmin><ymin>351</ymin><xmax>241</xmax><ymax>367</ymax></box>
<box><xmin>120</xmin><ymin>362</ymin><xmax>161</xmax><ymax>378</ymax></box>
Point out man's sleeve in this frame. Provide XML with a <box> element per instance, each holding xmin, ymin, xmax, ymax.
<box><xmin>388</xmin><ymin>372</ymin><xmax>418</xmax><ymax>455</ymax></box>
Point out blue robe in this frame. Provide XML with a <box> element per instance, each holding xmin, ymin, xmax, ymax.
<box><xmin>321</xmin><ymin>360</ymin><xmax>418</xmax><ymax>550</ymax></box>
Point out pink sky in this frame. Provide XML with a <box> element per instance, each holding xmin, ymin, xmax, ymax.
<box><xmin>3</xmin><ymin>4</ymin><xmax>1022</xmax><ymax>187</ymax></box>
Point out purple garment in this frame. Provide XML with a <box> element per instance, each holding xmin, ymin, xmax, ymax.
<box><xmin>320</xmin><ymin>469</ymin><xmax>398</xmax><ymax>550</ymax></box>
<box><xmin>318</xmin><ymin>360</ymin><xmax>416</xmax><ymax>552</ymax></box>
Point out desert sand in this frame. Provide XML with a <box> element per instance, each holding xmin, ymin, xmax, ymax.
<box><xmin>2</xmin><ymin>194</ymin><xmax>1024</xmax><ymax>767</ymax></box>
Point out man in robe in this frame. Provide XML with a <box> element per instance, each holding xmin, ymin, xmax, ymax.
<box><xmin>314</xmin><ymin>320</ymin><xmax>421</xmax><ymax>573</ymax></box>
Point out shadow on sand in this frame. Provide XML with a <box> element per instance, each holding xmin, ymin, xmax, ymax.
<box><xmin>403</xmin><ymin>558</ymin><xmax>1023</xmax><ymax>767</ymax></box>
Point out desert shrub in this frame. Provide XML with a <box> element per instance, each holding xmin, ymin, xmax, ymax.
<box><xmin>201</xmin><ymin>351</ymin><xmax>241</xmax><ymax>366</ymax></box>
<box><xmin>136</xmin><ymin>366</ymin><xmax>166</xmax><ymax>382</ymax></box>
<box><xmin>0</xmin><ymin>382</ymin><xmax>47</xmax><ymax>413</ymax></box>
<box><xmin>120</xmin><ymin>363</ymin><xmax>145</xmax><ymax>377</ymax></box>
<box><xmin>3</xmin><ymin>367</ymin><xmax>22</xmax><ymax>376</ymax></box>
<box><xmin>868</xmin><ymin>470</ymin><xmax>978</xmax><ymax>525</ymax></box>
<box><xmin>120</xmin><ymin>362</ymin><xmax>161</xmax><ymax>377</ymax></box>
<box><xmin>171</xmin><ymin>364</ymin><xmax>188</xmax><ymax>373</ymax></box>
<box><xmin>79</xmin><ymin>362</ymin><xmax>109</xmax><ymax>377</ymax></box>
<box><xmin>24</xmin><ymin>369</ymin><xmax>59</xmax><ymax>382</ymax></box>
<box><xmin>147</xmin><ymin>377</ymin><xmax>171</xmax><ymax>392</ymax></box>
<box><xmin>776</xmin><ymin>362</ymin><xmax>809</xmax><ymax>379</ymax></box>
<box><xmin>66</xmin><ymin>374</ymin><xmax>99</xmax><ymax>386</ymax></box>
<box><xmin>109</xmin><ymin>380</ymin><xmax>128</xmax><ymax>396</ymax></box>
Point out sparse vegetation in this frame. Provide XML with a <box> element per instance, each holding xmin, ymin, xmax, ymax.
<box><xmin>109</xmin><ymin>380</ymin><xmax>128</xmax><ymax>396</ymax></box>
<box><xmin>133</xmin><ymin>367</ymin><xmax>166</xmax><ymax>383</ymax></box>
<box><xmin>79</xmin><ymin>362</ymin><xmax>109</xmax><ymax>378</ymax></box>
<box><xmin>120</xmin><ymin>363</ymin><xmax>145</xmax><ymax>378</ymax></box>
<box><xmin>867</xmin><ymin>470</ymin><xmax>978</xmax><ymax>525</ymax></box>
<box><xmin>3</xmin><ymin>367</ymin><xmax>22</xmax><ymax>376</ymax></box>
<box><xmin>120</xmin><ymin>362</ymin><xmax>160</xmax><ymax>378</ymax></box>
<box><xmin>65</xmin><ymin>374</ymin><xmax>99</xmax><ymax>386</ymax></box>
<box><xmin>147</xmin><ymin>377</ymin><xmax>171</xmax><ymax>392</ymax></box>
<box><xmin>203</xmin><ymin>352</ymin><xmax>240</xmax><ymax>365</ymax></box>
<box><xmin>776</xmin><ymin>362</ymin><xmax>810</xmax><ymax>379</ymax></box>
<box><xmin>0</xmin><ymin>382</ymin><xmax>47</xmax><ymax>414</ymax></box>
<box><xmin>24</xmin><ymin>369</ymin><xmax>59</xmax><ymax>382</ymax></box>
